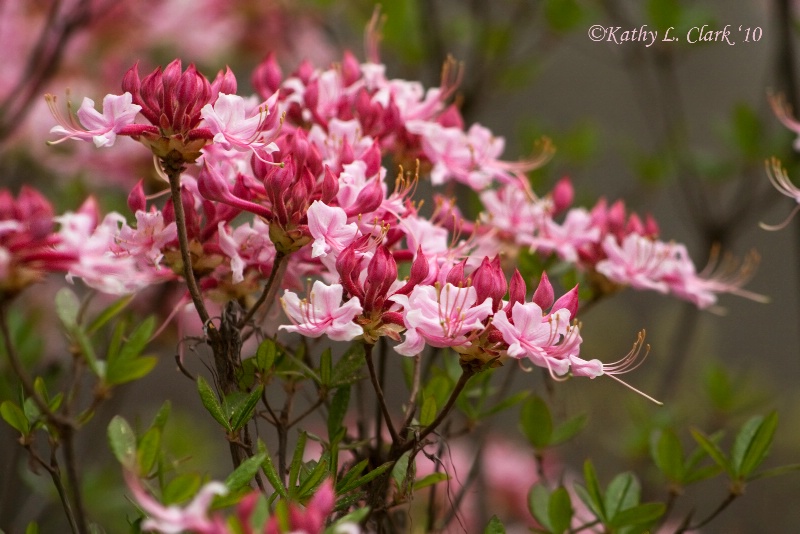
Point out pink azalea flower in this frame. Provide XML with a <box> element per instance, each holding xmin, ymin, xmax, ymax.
<box><xmin>48</xmin><ymin>92</ymin><xmax>141</xmax><ymax>148</ymax></box>
<box><xmin>390</xmin><ymin>283</ymin><xmax>493</xmax><ymax>356</ymax></box>
<box><xmin>480</xmin><ymin>184</ymin><xmax>548</xmax><ymax>240</ymax></box>
<box><xmin>492</xmin><ymin>301</ymin><xmax>576</xmax><ymax>376</ymax></box>
<box><xmin>307</xmin><ymin>200</ymin><xmax>359</xmax><ymax>259</ymax></box>
<box><xmin>114</xmin><ymin>209</ymin><xmax>178</xmax><ymax>268</ymax></box>
<box><xmin>125</xmin><ymin>471</ymin><xmax>227</xmax><ymax>534</ymax></box>
<box><xmin>200</xmin><ymin>93</ymin><xmax>279</xmax><ymax>153</ymax></box>
<box><xmin>280</xmin><ymin>281</ymin><xmax>363</xmax><ymax>341</ymax></box>
<box><xmin>595</xmin><ymin>234</ymin><xmax>673</xmax><ymax>294</ymax></box>
<box><xmin>524</xmin><ymin>207</ymin><xmax>601</xmax><ymax>263</ymax></box>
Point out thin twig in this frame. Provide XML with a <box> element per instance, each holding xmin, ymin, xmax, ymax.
<box><xmin>26</xmin><ymin>445</ymin><xmax>80</xmax><ymax>534</ymax></box>
<box><xmin>681</xmin><ymin>493</ymin><xmax>738</xmax><ymax>532</ymax></box>
<box><xmin>364</xmin><ymin>343</ymin><xmax>400</xmax><ymax>444</ymax></box>
<box><xmin>395</xmin><ymin>365</ymin><xmax>476</xmax><ymax>456</ymax></box>
<box><xmin>401</xmin><ymin>354</ymin><xmax>422</xmax><ymax>431</ymax></box>
<box><xmin>163</xmin><ymin>158</ymin><xmax>213</xmax><ymax>331</ymax></box>
<box><xmin>238</xmin><ymin>251</ymin><xmax>287</xmax><ymax>329</ymax></box>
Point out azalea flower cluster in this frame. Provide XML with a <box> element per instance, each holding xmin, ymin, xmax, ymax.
<box><xmin>32</xmin><ymin>37</ymin><xmax>768</xmax><ymax>532</ymax></box>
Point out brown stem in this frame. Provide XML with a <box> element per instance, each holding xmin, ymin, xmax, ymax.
<box><xmin>681</xmin><ymin>493</ymin><xmax>738</xmax><ymax>532</ymax></box>
<box><xmin>60</xmin><ymin>427</ymin><xmax>88</xmax><ymax>534</ymax></box>
<box><xmin>400</xmin><ymin>354</ymin><xmax>422</xmax><ymax>431</ymax></box>
<box><xmin>238</xmin><ymin>251</ymin><xmax>287</xmax><ymax>329</ymax></box>
<box><xmin>277</xmin><ymin>382</ymin><xmax>297</xmax><ymax>483</ymax></box>
<box><xmin>395</xmin><ymin>364</ymin><xmax>476</xmax><ymax>456</ymax></box>
<box><xmin>163</xmin><ymin>155</ymin><xmax>213</xmax><ymax>331</ymax></box>
<box><xmin>364</xmin><ymin>343</ymin><xmax>400</xmax><ymax>445</ymax></box>
<box><xmin>27</xmin><ymin>445</ymin><xmax>81</xmax><ymax>534</ymax></box>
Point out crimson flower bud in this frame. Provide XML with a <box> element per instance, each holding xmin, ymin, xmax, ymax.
<box><xmin>532</xmin><ymin>271</ymin><xmax>554</xmax><ymax>310</ymax></box>
<box><xmin>342</xmin><ymin>51</ymin><xmax>361</xmax><ymax>87</ymax></box>
<box><xmin>210</xmin><ymin>66</ymin><xmax>237</xmax><ymax>100</ymax></box>
<box><xmin>472</xmin><ymin>256</ymin><xmax>507</xmax><ymax>311</ymax></box>
<box><xmin>321</xmin><ymin>167</ymin><xmax>339</xmax><ymax>204</ymax></box>
<box><xmin>505</xmin><ymin>269</ymin><xmax>526</xmax><ymax>312</ymax></box>
<box><xmin>293</xmin><ymin>59</ymin><xmax>315</xmax><ymax>84</ymax></box>
<box><xmin>552</xmin><ymin>177</ymin><xmax>574</xmax><ymax>215</ymax></box>
<box><xmin>644</xmin><ymin>214</ymin><xmax>659</xmax><ymax>237</ymax></box>
<box><xmin>396</xmin><ymin>248</ymin><xmax>429</xmax><ymax>295</ymax></box>
<box><xmin>553</xmin><ymin>285</ymin><xmax>579</xmax><ymax>319</ymax></box>
<box><xmin>362</xmin><ymin>143</ymin><xmax>382</xmax><ymax>178</ymax></box>
<box><xmin>446</xmin><ymin>259</ymin><xmax>467</xmax><ymax>286</ymax></box>
<box><xmin>252</xmin><ymin>53</ymin><xmax>283</xmax><ymax>98</ymax></box>
<box><xmin>626</xmin><ymin>213</ymin><xmax>644</xmax><ymax>236</ymax></box>
<box><xmin>344</xmin><ymin>178</ymin><xmax>382</xmax><ymax>217</ymax></box>
<box><xmin>127</xmin><ymin>179</ymin><xmax>146</xmax><ymax>213</ymax></box>
<box><xmin>607</xmin><ymin>200</ymin><xmax>626</xmax><ymax>236</ymax></box>
<box><xmin>364</xmin><ymin>246</ymin><xmax>398</xmax><ymax>313</ymax></box>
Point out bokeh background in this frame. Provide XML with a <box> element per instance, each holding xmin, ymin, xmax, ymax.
<box><xmin>1</xmin><ymin>1</ymin><xmax>799</xmax><ymax>532</ymax></box>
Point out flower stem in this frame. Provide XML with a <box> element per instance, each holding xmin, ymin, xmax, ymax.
<box><xmin>162</xmin><ymin>152</ymin><xmax>213</xmax><ymax>333</ymax></box>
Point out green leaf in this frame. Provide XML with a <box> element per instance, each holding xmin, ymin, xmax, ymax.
<box><xmin>24</xmin><ymin>522</ymin><xmax>39</xmax><ymax>534</ymax></box>
<box><xmin>1</xmin><ymin>401</ymin><xmax>30</xmax><ymax>435</ymax></box>
<box><xmin>163</xmin><ymin>473</ymin><xmax>201</xmax><ymax>505</ymax></box>
<box><xmin>256</xmin><ymin>338</ymin><xmax>277</xmax><ymax>372</ymax></box>
<box><xmin>520</xmin><ymin>396</ymin><xmax>553</xmax><ymax>449</ymax></box>
<box><xmin>528</xmin><ymin>485</ymin><xmax>553</xmax><ymax>531</ymax></box>
<box><xmin>55</xmin><ymin>288</ymin><xmax>80</xmax><ymax>329</ymax></box>
<box><xmin>420</xmin><ymin>394</ymin><xmax>437</xmax><ymax>427</ymax></box>
<box><xmin>197</xmin><ymin>376</ymin><xmax>231</xmax><ymax>431</ymax></box>
<box><xmin>151</xmin><ymin>401</ymin><xmax>171</xmax><ymax>431</ymax></box>
<box><xmin>86</xmin><ymin>295</ymin><xmax>134</xmax><ymax>335</ymax></box>
<box><xmin>105</xmin><ymin>356</ymin><xmax>157</xmax><ymax>385</ymax></box>
<box><xmin>336</xmin><ymin>459</ymin><xmax>368</xmax><ymax>493</ymax></box>
<box><xmin>391</xmin><ymin>452</ymin><xmax>411</xmax><ymax>492</ymax></box>
<box><xmin>327</xmin><ymin>386</ymin><xmax>350</xmax><ymax>440</ymax></box>
<box><xmin>230</xmin><ymin>385</ymin><xmax>264</xmax><ymax>432</ymax></box>
<box><xmin>298</xmin><ymin>458</ymin><xmax>329</xmax><ymax>498</ymax></box>
<box><xmin>258</xmin><ymin>440</ymin><xmax>287</xmax><ymax>497</ymax></box>
<box><xmin>551</xmin><ymin>414</ymin><xmax>588</xmax><ymax>445</ymax></box>
<box><xmin>72</xmin><ymin>327</ymin><xmax>102</xmax><ymax>378</ymax></box>
<box><xmin>691</xmin><ymin>428</ymin><xmax>731</xmax><ymax>476</ymax></box>
<box><xmin>483</xmin><ymin>515</ymin><xmax>506</xmax><ymax>534</ymax></box>
<box><xmin>549</xmin><ymin>486</ymin><xmax>573</xmax><ymax>534</ymax></box>
<box><xmin>608</xmin><ymin>502</ymin><xmax>666</xmax><ymax>528</ymax></box>
<box><xmin>738</xmin><ymin>411</ymin><xmax>778</xmax><ymax>479</ymax></box>
<box><xmin>116</xmin><ymin>316</ymin><xmax>155</xmax><ymax>362</ymax></box>
<box><xmin>732</xmin><ymin>414</ymin><xmax>764</xmax><ymax>476</ymax></box>
<box><xmin>319</xmin><ymin>348</ymin><xmax>332</xmax><ymax>386</ymax></box>
<box><xmin>107</xmin><ymin>415</ymin><xmax>136</xmax><ymax>468</ymax></box>
<box><xmin>336</xmin><ymin>462</ymin><xmax>392</xmax><ymax>495</ymax></box>
<box><xmin>136</xmin><ymin>427</ymin><xmax>161</xmax><ymax>477</ymax></box>
<box><xmin>651</xmin><ymin>429</ymin><xmax>684</xmax><ymax>482</ymax></box>
<box><xmin>412</xmin><ymin>472</ymin><xmax>449</xmax><ymax>491</ymax></box>
<box><xmin>226</xmin><ymin>452</ymin><xmax>267</xmax><ymax>490</ymax></box>
<box><xmin>288</xmin><ymin>432</ymin><xmax>308</xmax><ymax>495</ymax></box>
<box><xmin>581</xmin><ymin>460</ymin><xmax>606</xmax><ymax>520</ymax></box>
<box><xmin>604</xmin><ymin>472</ymin><xmax>639</xmax><ymax>520</ymax></box>
<box><xmin>331</xmin><ymin>343</ymin><xmax>365</xmax><ymax>386</ymax></box>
